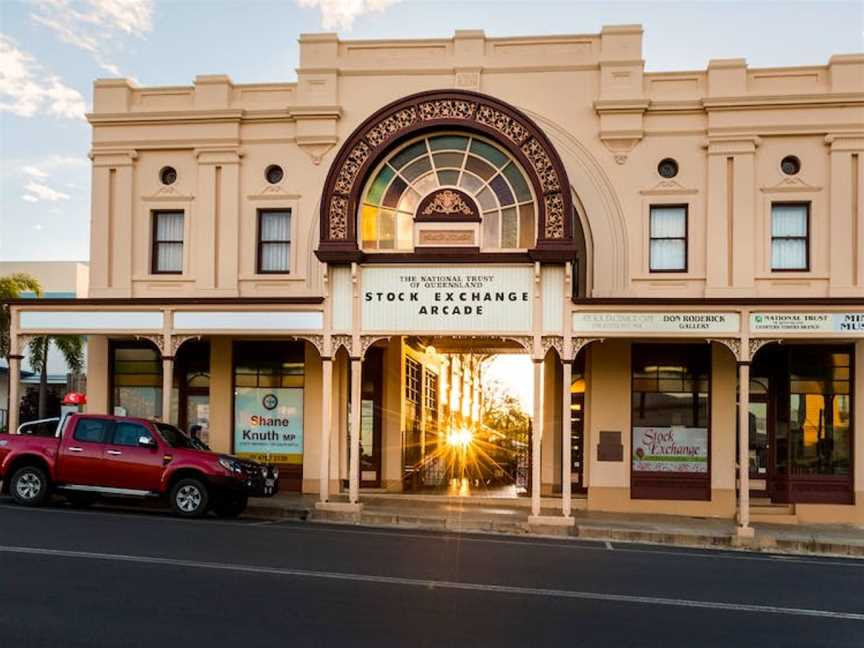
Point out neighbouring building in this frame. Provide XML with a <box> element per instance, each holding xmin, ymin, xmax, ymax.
<box><xmin>5</xmin><ymin>26</ymin><xmax>864</xmax><ymax>532</ymax></box>
<box><xmin>0</xmin><ymin>261</ymin><xmax>89</xmax><ymax>429</ymax></box>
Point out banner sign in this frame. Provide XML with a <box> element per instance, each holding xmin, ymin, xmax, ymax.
<box><xmin>632</xmin><ymin>427</ymin><xmax>708</xmax><ymax>473</ymax></box>
<box><xmin>573</xmin><ymin>312</ymin><xmax>739</xmax><ymax>334</ymax></box>
<box><xmin>362</xmin><ymin>266</ymin><xmax>533</xmax><ymax>333</ymax></box>
<box><xmin>234</xmin><ymin>388</ymin><xmax>303</xmax><ymax>463</ymax></box>
<box><xmin>750</xmin><ymin>312</ymin><xmax>864</xmax><ymax>335</ymax></box>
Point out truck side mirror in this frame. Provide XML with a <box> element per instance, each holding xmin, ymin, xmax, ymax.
<box><xmin>139</xmin><ymin>436</ymin><xmax>157</xmax><ymax>449</ymax></box>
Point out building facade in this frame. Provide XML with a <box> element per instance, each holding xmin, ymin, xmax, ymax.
<box><xmin>5</xmin><ymin>26</ymin><xmax>864</xmax><ymax>532</ymax></box>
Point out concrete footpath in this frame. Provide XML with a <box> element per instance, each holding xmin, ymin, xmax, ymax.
<box><xmin>246</xmin><ymin>493</ymin><xmax>864</xmax><ymax>558</ymax></box>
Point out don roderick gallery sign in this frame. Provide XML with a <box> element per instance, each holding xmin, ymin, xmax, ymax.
<box><xmin>362</xmin><ymin>266</ymin><xmax>533</xmax><ymax>332</ymax></box>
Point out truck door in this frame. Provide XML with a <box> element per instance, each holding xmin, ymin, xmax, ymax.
<box><xmin>102</xmin><ymin>420</ymin><xmax>165</xmax><ymax>493</ymax></box>
<box><xmin>56</xmin><ymin>417</ymin><xmax>113</xmax><ymax>486</ymax></box>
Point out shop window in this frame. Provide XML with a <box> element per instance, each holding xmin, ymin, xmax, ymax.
<box><xmin>257</xmin><ymin>209</ymin><xmax>291</xmax><ymax>273</ymax></box>
<box><xmin>359</xmin><ymin>133</ymin><xmax>536</xmax><ymax>251</ymax></box>
<box><xmin>649</xmin><ymin>205</ymin><xmax>687</xmax><ymax>272</ymax></box>
<box><xmin>232</xmin><ymin>342</ymin><xmax>304</xmax><ymax>476</ymax></box>
<box><xmin>111</xmin><ymin>343</ymin><xmax>162</xmax><ymax>419</ymax></box>
<box><xmin>152</xmin><ymin>210</ymin><xmax>184</xmax><ymax>274</ymax></box>
<box><xmin>771</xmin><ymin>203</ymin><xmax>809</xmax><ymax>271</ymax></box>
<box><xmin>788</xmin><ymin>348</ymin><xmax>852</xmax><ymax>477</ymax></box>
<box><xmin>631</xmin><ymin>344</ymin><xmax>710</xmax><ymax>500</ymax></box>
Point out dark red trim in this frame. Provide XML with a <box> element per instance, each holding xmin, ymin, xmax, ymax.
<box><xmin>316</xmin><ymin>89</ymin><xmax>577</xmax><ymax>263</ymax></box>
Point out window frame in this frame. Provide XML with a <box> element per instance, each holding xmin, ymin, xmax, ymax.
<box><xmin>111</xmin><ymin>421</ymin><xmax>153</xmax><ymax>447</ymax></box>
<box><xmin>72</xmin><ymin>417</ymin><xmax>113</xmax><ymax>444</ymax></box>
<box><xmin>770</xmin><ymin>201</ymin><xmax>810</xmax><ymax>273</ymax></box>
<box><xmin>151</xmin><ymin>210</ymin><xmax>185</xmax><ymax>275</ymax></box>
<box><xmin>256</xmin><ymin>208</ymin><xmax>292</xmax><ymax>275</ymax></box>
<box><xmin>629</xmin><ymin>343</ymin><xmax>712</xmax><ymax>502</ymax></box>
<box><xmin>648</xmin><ymin>204</ymin><xmax>688</xmax><ymax>273</ymax></box>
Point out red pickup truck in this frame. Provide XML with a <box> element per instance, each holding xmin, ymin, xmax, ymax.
<box><xmin>0</xmin><ymin>413</ymin><xmax>278</xmax><ymax>518</ymax></box>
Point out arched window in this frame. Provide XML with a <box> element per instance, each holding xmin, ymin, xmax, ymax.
<box><xmin>359</xmin><ymin>133</ymin><xmax>537</xmax><ymax>251</ymax></box>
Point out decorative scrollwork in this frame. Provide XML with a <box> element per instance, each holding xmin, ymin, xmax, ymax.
<box><xmin>572</xmin><ymin>337</ymin><xmax>604</xmax><ymax>359</ymax></box>
<box><xmin>332</xmin><ymin>334</ymin><xmax>353</xmax><ymax>356</ymax></box>
<box><xmin>135</xmin><ymin>334</ymin><xmax>166</xmax><ymax>356</ymax></box>
<box><xmin>541</xmin><ymin>336</ymin><xmax>563</xmax><ymax>358</ymax></box>
<box><xmin>334</xmin><ymin>141</ymin><xmax>371</xmax><ymax>195</ymax></box>
<box><xmin>749</xmin><ymin>338</ymin><xmax>781</xmax><ymax>360</ymax></box>
<box><xmin>366</xmin><ymin>108</ymin><xmax>417</xmax><ymax>147</ymax></box>
<box><xmin>419</xmin><ymin>189</ymin><xmax>475</xmax><ymax>217</ymax></box>
<box><xmin>707</xmin><ymin>338</ymin><xmax>742</xmax><ymax>360</ymax></box>
<box><xmin>328</xmin><ymin>196</ymin><xmax>349</xmax><ymax>240</ymax></box>
<box><xmin>171</xmin><ymin>335</ymin><xmax>200</xmax><ymax>355</ymax></box>
<box><xmin>475</xmin><ymin>104</ymin><xmax>529</xmax><ymax>144</ymax></box>
<box><xmin>361</xmin><ymin>335</ymin><xmax>391</xmax><ymax>358</ymax></box>
<box><xmin>500</xmin><ymin>336</ymin><xmax>533</xmax><ymax>353</ymax></box>
<box><xmin>418</xmin><ymin>99</ymin><xmax>476</xmax><ymax>121</ymax></box>
<box><xmin>521</xmin><ymin>137</ymin><xmax>560</xmax><ymax>193</ymax></box>
<box><xmin>543</xmin><ymin>193</ymin><xmax>565</xmax><ymax>239</ymax></box>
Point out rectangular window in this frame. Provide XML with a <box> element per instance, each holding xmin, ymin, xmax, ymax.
<box><xmin>631</xmin><ymin>344</ymin><xmax>710</xmax><ymax>500</ymax></box>
<box><xmin>232</xmin><ymin>342</ymin><xmax>305</xmax><ymax>486</ymax></box>
<box><xmin>649</xmin><ymin>205</ymin><xmax>687</xmax><ymax>272</ymax></box>
<box><xmin>788</xmin><ymin>347</ymin><xmax>852</xmax><ymax>477</ymax></box>
<box><xmin>111</xmin><ymin>343</ymin><xmax>163</xmax><ymax>419</ymax></box>
<box><xmin>152</xmin><ymin>211</ymin><xmax>184</xmax><ymax>274</ymax></box>
<box><xmin>73</xmin><ymin>418</ymin><xmax>112</xmax><ymax>444</ymax></box>
<box><xmin>771</xmin><ymin>203</ymin><xmax>809</xmax><ymax>271</ymax></box>
<box><xmin>257</xmin><ymin>209</ymin><xmax>291</xmax><ymax>273</ymax></box>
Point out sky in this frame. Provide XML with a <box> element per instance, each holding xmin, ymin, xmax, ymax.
<box><xmin>0</xmin><ymin>0</ymin><xmax>862</xmax><ymax>262</ymax></box>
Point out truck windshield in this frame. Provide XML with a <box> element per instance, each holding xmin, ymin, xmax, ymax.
<box><xmin>155</xmin><ymin>423</ymin><xmax>196</xmax><ymax>449</ymax></box>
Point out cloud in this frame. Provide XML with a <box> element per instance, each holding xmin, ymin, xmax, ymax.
<box><xmin>297</xmin><ymin>0</ymin><xmax>401</xmax><ymax>31</ymax></box>
<box><xmin>23</xmin><ymin>166</ymin><xmax>50</xmax><ymax>179</ymax></box>
<box><xmin>22</xmin><ymin>180</ymin><xmax>71</xmax><ymax>203</ymax></box>
<box><xmin>30</xmin><ymin>0</ymin><xmax>154</xmax><ymax>78</ymax></box>
<box><xmin>0</xmin><ymin>35</ymin><xmax>87</xmax><ymax>119</ymax></box>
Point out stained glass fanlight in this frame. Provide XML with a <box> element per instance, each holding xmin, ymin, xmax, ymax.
<box><xmin>359</xmin><ymin>134</ymin><xmax>537</xmax><ymax>250</ymax></box>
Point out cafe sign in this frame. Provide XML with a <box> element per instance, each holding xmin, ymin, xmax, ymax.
<box><xmin>573</xmin><ymin>312</ymin><xmax>740</xmax><ymax>334</ymax></box>
<box><xmin>750</xmin><ymin>312</ymin><xmax>864</xmax><ymax>334</ymax></box>
<box><xmin>362</xmin><ymin>266</ymin><xmax>533</xmax><ymax>333</ymax></box>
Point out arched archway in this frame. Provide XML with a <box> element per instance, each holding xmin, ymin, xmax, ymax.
<box><xmin>316</xmin><ymin>89</ymin><xmax>581</xmax><ymax>263</ymax></box>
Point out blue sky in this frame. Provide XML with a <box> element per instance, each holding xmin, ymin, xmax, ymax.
<box><xmin>1</xmin><ymin>0</ymin><xmax>862</xmax><ymax>262</ymax></box>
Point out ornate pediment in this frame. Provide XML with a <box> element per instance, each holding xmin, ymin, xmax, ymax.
<box><xmin>639</xmin><ymin>179</ymin><xmax>698</xmax><ymax>196</ymax></box>
<box><xmin>760</xmin><ymin>176</ymin><xmax>822</xmax><ymax>193</ymax></box>
<box><xmin>416</xmin><ymin>188</ymin><xmax>478</xmax><ymax>221</ymax></box>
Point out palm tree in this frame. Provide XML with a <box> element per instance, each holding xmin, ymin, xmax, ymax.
<box><xmin>28</xmin><ymin>336</ymin><xmax>85</xmax><ymax>419</ymax></box>
<box><xmin>0</xmin><ymin>273</ymin><xmax>42</xmax><ymax>359</ymax></box>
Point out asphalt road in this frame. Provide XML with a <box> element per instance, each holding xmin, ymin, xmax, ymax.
<box><xmin>0</xmin><ymin>497</ymin><xmax>862</xmax><ymax>648</ymax></box>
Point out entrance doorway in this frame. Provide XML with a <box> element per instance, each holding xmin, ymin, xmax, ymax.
<box><xmin>744</xmin><ymin>344</ymin><xmax>854</xmax><ymax>504</ymax></box>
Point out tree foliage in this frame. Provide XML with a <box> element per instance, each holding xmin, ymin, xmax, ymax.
<box><xmin>0</xmin><ymin>273</ymin><xmax>42</xmax><ymax>359</ymax></box>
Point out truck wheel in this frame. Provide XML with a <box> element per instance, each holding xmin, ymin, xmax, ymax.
<box><xmin>10</xmin><ymin>465</ymin><xmax>50</xmax><ymax>507</ymax></box>
<box><xmin>213</xmin><ymin>494</ymin><xmax>248</xmax><ymax>519</ymax></box>
<box><xmin>170</xmin><ymin>478</ymin><xmax>209</xmax><ymax>518</ymax></box>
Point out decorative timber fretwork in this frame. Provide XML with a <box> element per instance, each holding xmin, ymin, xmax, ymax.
<box><xmin>707</xmin><ymin>338</ymin><xmax>742</xmax><ymax>360</ymax></box>
<box><xmin>361</xmin><ymin>335</ymin><xmax>392</xmax><ymax>359</ymax></box>
<box><xmin>135</xmin><ymin>334</ymin><xmax>166</xmax><ymax>356</ymax></box>
<box><xmin>571</xmin><ymin>337</ymin><xmax>605</xmax><ymax>359</ymax></box>
<box><xmin>332</xmin><ymin>335</ymin><xmax>353</xmax><ymax>356</ymax></box>
<box><xmin>541</xmin><ymin>335</ymin><xmax>563</xmax><ymax>359</ymax></box>
<box><xmin>500</xmin><ymin>336</ymin><xmax>533</xmax><ymax>354</ymax></box>
<box><xmin>749</xmin><ymin>338</ymin><xmax>782</xmax><ymax>360</ymax></box>
<box><xmin>171</xmin><ymin>335</ymin><xmax>200</xmax><ymax>355</ymax></box>
<box><xmin>316</xmin><ymin>89</ymin><xmax>575</xmax><ymax>263</ymax></box>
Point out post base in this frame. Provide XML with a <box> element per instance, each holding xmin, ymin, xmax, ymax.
<box><xmin>315</xmin><ymin>501</ymin><xmax>364</xmax><ymax>513</ymax></box>
<box><xmin>735</xmin><ymin>525</ymin><xmax>755</xmax><ymax>539</ymax></box>
<box><xmin>528</xmin><ymin>515</ymin><xmax>576</xmax><ymax>528</ymax></box>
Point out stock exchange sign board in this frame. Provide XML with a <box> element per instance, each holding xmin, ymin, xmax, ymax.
<box><xmin>361</xmin><ymin>266</ymin><xmax>533</xmax><ymax>333</ymax></box>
